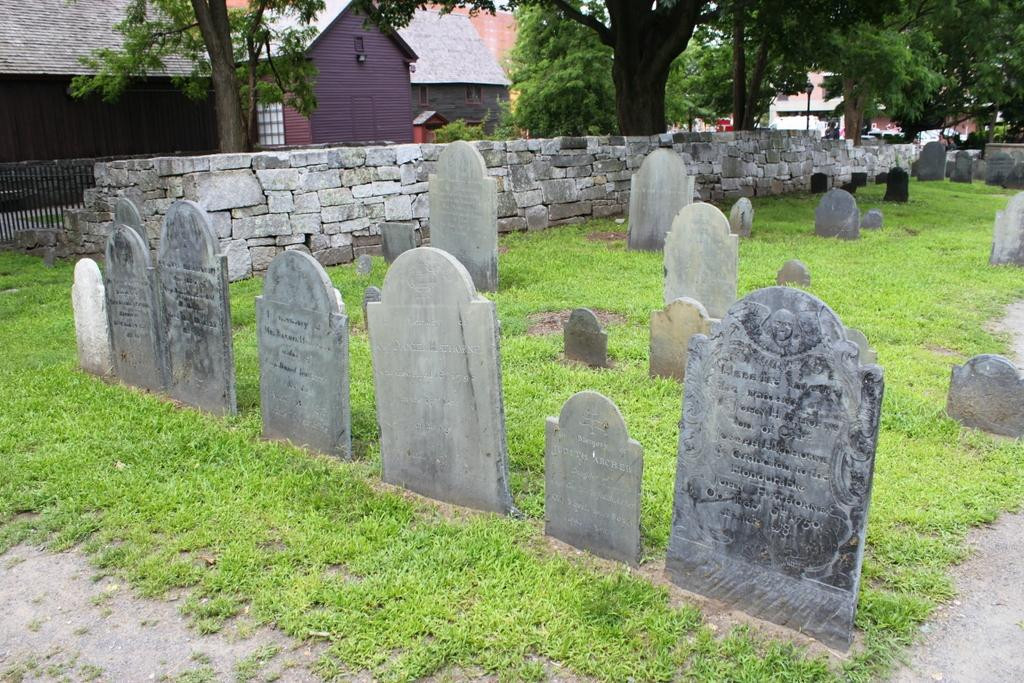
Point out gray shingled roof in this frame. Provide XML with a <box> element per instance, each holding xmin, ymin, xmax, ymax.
<box><xmin>399</xmin><ymin>11</ymin><xmax>509</xmax><ymax>86</ymax></box>
<box><xmin>0</xmin><ymin>0</ymin><xmax>195</xmax><ymax>76</ymax></box>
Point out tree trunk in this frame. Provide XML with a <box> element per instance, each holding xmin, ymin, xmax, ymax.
<box><xmin>192</xmin><ymin>0</ymin><xmax>248</xmax><ymax>152</ymax></box>
<box><xmin>246</xmin><ymin>40</ymin><xmax>260</xmax><ymax>150</ymax></box>
<box><xmin>741</xmin><ymin>41</ymin><xmax>768</xmax><ymax>130</ymax></box>
<box><xmin>731</xmin><ymin>11</ymin><xmax>746</xmax><ymax>131</ymax></box>
<box><xmin>612</xmin><ymin>56</ymin><xmax>671</xmax><ymax>135</ymax></box>
<box><xmin>842</xmin><ymin>78</ymin><xmax>864</xmax><ymax>146</ymax></box>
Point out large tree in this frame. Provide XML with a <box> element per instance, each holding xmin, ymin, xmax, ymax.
<box><xmin>359</xmin><ymin>0</ymin><xmax>717</xmax><ymax>135</ymax></box>
<box><xmin>74</xmin><ymin>0</ymin><xmax>323</xmax><ymax>152</ymax></box>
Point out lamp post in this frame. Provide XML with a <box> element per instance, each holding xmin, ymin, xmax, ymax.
<box><xmin>805</xmin><ymin>82</ymin><xmax>814</xmax><ymax>132</ymax></box>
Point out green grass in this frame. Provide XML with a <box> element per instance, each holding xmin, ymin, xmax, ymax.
<box><xmin>1</xmin><ymin>180</ymin><xmax>1022</xmax><ymax>681</ymax></box>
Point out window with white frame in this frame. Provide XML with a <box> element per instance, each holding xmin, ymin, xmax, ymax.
<box><xmin>257</xmin><ymin>103</ymin><xmax>285</xmax><ymax>146</ymax></box>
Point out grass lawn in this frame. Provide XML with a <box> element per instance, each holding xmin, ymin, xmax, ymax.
<box><xmin>1</xmin><ymin>179</ymin><xmax>1023</xmax><ymax>681</ymax></box>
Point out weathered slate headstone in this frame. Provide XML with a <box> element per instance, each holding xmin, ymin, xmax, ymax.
<box><xmin>814</xmin><ymin>188</ymin><xmax>860</xmax><ymax>240</ymax></box>
<box><xmin>951</xmin><ymin>151</ymin><xmax>973</xmax><ymax>183</ymax></box>
<box><xmin>381</xmin><ymin>222</ymin><xmax>418</xmax><ymax>264</ymax></box>
<box><xmin>564</xmin><ymin>308</ymin><xmax>609</xmax><ymax>368</ymax></box>
<box><xmin>989</xmin><ymin>192</ymin><xmax>1024</xmax><ymax>266</ymax></box>
<box><xmin>1005</xmin><ymin>163</ymin><xmax>1024</xmax><ymax>190</ymax></box>
<box><xmin>810</xmin><ymin>173</ymin><xmax>829</xmax><ymax>194</ymax></box>
<box><xmin>545</xmin><ymin>391</ymin><xmax>643</xmax><ymax>564</ymax></box>
<box><xmin>945</xmin><ymin>158</ymin><xmax>955</xmax><ymax>179</ymax></box>
<box><xmin>910</xmin><ymin>159</ymin><xmax>920</xmax><ymax>178</ymax></box>
<box><xmin>157</xmin><ymin>200</ymin><xmax>237</xmax><ymax>416</ymax></box>
<box><xmin>972</xmin><ymin>159</ymin><xmax>987</xmax><ymax>182</ymax></box>
<box><xmin>104</xmin><ymin>216</ymin><xmax>165</xmax><ymax>392</ymax></box>
<box><xmin>883</xmin><ymin>167</ymin><xmax>909</xmax><ymax>203</ymax></box>
<box><xmin>256</xmin><ymin>250</ymin><xmax>350</xmax><ymax>458</ymax></box>
<box><xmin>776</xmin><ymin>259</ymin><xmax>811</xmax><ymax>287</ymax></box>
<box><xmin>356</xmin><ymin>254</ymin><xmax>372</xmax><ymax>275</ymax></box>
<box><xmin>947</xmin><ymin>354</ymin><xmax>1024</xmax><ymax>438</ymax></box>
<box><xmin>362</xmin><ymin>285</ymin><xmax>381</xmax><ymax>324</ymax></box>
<box><xmin>875</xmin><ymin>172</ymin><xmax>889</xmax><ymax>184</ymax></box>
<box><xmin>851</xmin><ymin>172</ymin><xmax>867</xmax><ymax>188</ymax></box>
<box><xmin>627</xmin><ymin>149</ymin><xmax>694</xmax><ymax>251</ymax></box>
<box><xmin>664</xmin><ymin>202</ymin><xmax>737</xmax><ymax>319</ymax></box>
<box><xmin>917</xmin><ymin>141</ymin><xmax>946</xmax><ymax>181</ymax></box>
<box><xmin>649</xmin><ymin>297</ymin><xmax>711</xmax><ymax>381</ymax></box>
<box><xmin>845</xmin><ymin>327</ymin><xmax>877</xmax><ymax>364</ymax></box>
<box><xmin>986</xmin><ymin>152</ymin><xmax>1015</xmax><ymax>186</ymax></box>
<box><xmin>666</xmin><ymin>286</ymin><xmax>884</xmax><ymax>650</ymax></box>
<box><xmin>114</xmin><ymin>196</ymin><xmax>146</xmax><ymax>242</ymax></box>
<box><xmin>861</xmin><ymin>209</ymin><xmax>883</xmax><ymax>230</ymax></box>
<box><xmin>72</xmin><ymin>258</ymin><xmax>113</xmax><ymax>376</ymax></box>
<box><xmin>729</xmin><ymin>197</ymin><xmax>754</xmax><ymax>238</ymax></box>
<box><xmin>367</xmin><ymin>246</ymin><xmax>514</xmax><ymax>514</ymax></box>
<box><xmin>428</xmin><ymin>141</ymin><xmax>498</xmax><ymax>291</ymax></box>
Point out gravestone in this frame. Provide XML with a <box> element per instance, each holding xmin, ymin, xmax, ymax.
<box><xmin>972</xmin><ymin>159</ymin><xmax>987</xmax><ymax>182</ymax></box>
<box><xmin>104</xmin><ymin>214</ymin><xmax>165</xmax><ymax>392</ymax></box>
<box><xmin>627</xmin><ymin>149</ymin><xmax>694</xmax><ymax>251</ymax></box>
<box><xmin>947</xmin><ymin>354</ymin><xmax>1024</xmax><ymax>438</ymax></box>
<box><xmin>883</xmin><ymin>167</ymin><xmax>909</xmax><ymax>203</ymax></box>
<box><xmin>810</xmin><ymin>173</ymin><xmax>829</xmax><ymax>194</ymax></box>
<box><xmin>986</xmin><ymin>152</ymin><xmax>1015</xmax><ymax>186</ymax></box>
<box><xmin>157</xmin><ymin>200</ymin><xmax>237</xmax><ymax>416</ymax></box>
<box><xmin>362</xmin><ymin>285</ymin><xmax>381</xmax><ymax>325</ymax></box>
<box><xmin>917</xmin><ymin>141</ymin><xmax>946</xmax><ymax>181</ymax></box>
<box><xmin>71</xmin><ymin>258</ymin><xmax>113</xmax><ymax>376</ymax></box>
<box><xmin>861</xmin><ymin>209</ymin><xmax>883</xmax><ymax>229</ymax></box>
<box><xmin>381</xmin><ymin>222</ymin><xmax>418</xmax><ymax>263</ymax></box>
<box><xmin>989</xmin><ymin>192</ymin><xmax>1024</xmax><ymax>266</ymax></box>
<box><xmin>851</xmin><ymin>172</ymin><xmax>867</xmax><ymax>188</ymax></box>
<box><xmin>664</xmin><ymin>202</ymin><xmax>737</xmax><ymax>319</ymax></box>
<box><xmin>814</xmin><ymin>188</ymin><xmax>860</xmax><ymax>240</ymax></box>
<box><xmin>428</xmin><ymin>140</ymin><xmax>499</xmax><ymax>291</ymax></box>
<box><xmin>649</xmin><ymin>297</ymin><xmax>711</xmax><ymax>381</ymax></box>
<box><xmin>910</xmin><ymin>159</ymin><xmax>920</xmax><ymax>178</ymax></box>
<box><xmin>1005</xmin><ymin>163</ymin><xmax>1024</xmax><ymax>190</ymax></box>
<box><xmin>776</xmin><ymin>259</ymin><xmax>811</xmax><ymax>287</ymax></box>
<box><xmin>666</xmin><ymin>286</ymin><xmax>884</xmax><ymax>650</ymax></box>
<box><xmin>564</xmin><ymin>308</ymin><xmax>609</xmax><ymax>368</ymax></box>
<box><xmin>729</xmin><ymin>197</ymin><xmax>754</xmax><ymax>238</ymax></box>
<box><xmin>367</xmin><ymin>247</ymin><xmax>514</xmax><ymax>514</ymax></box>
<box><xmin>114</xmin><ymin>196</ymin><xmax>146</xmax><ymax>242</ymax></box>
<box><xmin>875</xmin><ymin>172</ymin><xmax>888</xmax><ymax>184</ymax></box>
<box><xmin>545</xmin><ymin>391</ymin><xmax>643</xmax><ymax>564</ymax></box>
<box><xmin>951</xmin><ymin>151</ymin><xmax>973</xmax><ymax>183</ymax></box>
<box><xmin>945</xmin><ymin>158</ymin><xmax>955</xmax><ymax>178</ymax></box>
<box><xmin>256</xmin><ymin>250</ymin><xmax>350</xmax><ymax>458</ymax></box>
<box><xmin>839</xmin><ymin>181</ymin><xmax>857</xmax><ymax>194</ymax></box>
<box><xmin>845</xmin><ymin>327</ymin><xmax>877</xmax><ymax>364</ymax></box>
<box><xmin>356</xmin><ymin>254</ymin><xmax>372</xmax><ymax>275</ymax></box>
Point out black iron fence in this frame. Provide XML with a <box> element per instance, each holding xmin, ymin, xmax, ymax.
<box><xmin>0</xmin><ymin>160</ymin><xmax>95</xmax><ymax>243</ymax></box>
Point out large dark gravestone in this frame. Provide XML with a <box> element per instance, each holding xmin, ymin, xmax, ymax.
<box><xmin>545</xmin><ymin>391</ymin><xmax>643</xmax><ymax>564</ymax></box>
<box><xmin>256</xmin><ymin>250</ymin><xmax>350</xmax><ymax>458</ymax></box>
<box><xmin>104</xmin><ymin>203</ymin><xmax>165</xmax><ymax>392</ymax></box>
<box><xmin>917</xmin><ymin>141</ymin><xmax>946</xmax><ymax>181</ymax></box>
<box><xmin>875</xmin><ymin>172</ymin><xmax>888</xmax><ymax>184</ymax></box>
<box><xmin>810</xmin><ymin>173</ymin><xmax>829</xmax><ymax>194</ymax></box>
<box><xmin>986</xmin><ymin>152</ymin><xmax>1015</xmax><ymax>186</ymax></box>
<box><xmin>666</xmin><ymin>286</ymin><xmax>884</xmax><ymax>649</ymax></box>
<box><xmin>157</xmin><ymin>200</ymin><xmax>237</xmax><ymax>416</ymax></box>
<box><xmin>1005</xmin><ymin>163</ymin><xmax>1024</xmax><ymax>190</ymax></box>
<box><xmin>564</xmin><ymin>308</ymin><xmax>609</xmax><ymax>368</ymax></box>
<box><xmin>883</xmin><ymin>168</ymin><xmax>909</xmax><ymax>203</ymax></box>
<box><xmin>851</xmin><ymin>172</ymin><xmax>867</xmax><ymax>188</ymax></box>
<box><xmin>814</xmin><ymin>188</ymin><xmax>860</xmax><ymax>239</ymax></box>
<box><xmin>367</xmin><ymin>247</ymin><xmax>514</xmax><ymax>514</ymax></box>
<box><xmin>947</xmin><ymin>354</ymin><xmax>1024</xmax><ymax>438</ymax></box>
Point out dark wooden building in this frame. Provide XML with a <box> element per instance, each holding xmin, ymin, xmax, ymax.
<box><xmin>399</xmin><ymin>10</ymin><xmax>510</xmax><ymax>135</ymax></box>
<box><xmin>0</xmin><ymin>0</ymin><xmax>216</xmax><ymax>162</ymax></box>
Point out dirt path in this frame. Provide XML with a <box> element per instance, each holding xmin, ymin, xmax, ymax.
<box><xmin>0</xmin><ymin>545</ymin><xmax>322</xmax><ymax>682</ymax></box>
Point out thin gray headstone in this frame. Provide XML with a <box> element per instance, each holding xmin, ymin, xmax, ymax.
<box><xmin>104</xmin><ymin>220</ymin><xmax>165</xmax><ymax>392</ymax></box>
<box><xmin>729</xmin><ymin>197</ymin><xmax>754</xmax><ymax>237</ymax></box>
<box><xmin>776</xmin><ymin>259</ymin><xmax>811</xmax><ymax>287</ymax></box>
<box><xmin>367</xmin><ymin>246</ymin><xmax>514</xmax><ymax>514</ymax></box>
<box><xmin>814</xmin><ymin>188</ymin><xmax>860</xmax><ymax>240</ymax></box>
<box><xmin>356</xmin><ymin>254</ymin><xmax>372</xmax><ymax>275</ymax></box>
<box><xmin>986</xmin><ymin>152</ymin><xmax>1015</xmax><ymax>186</ymax></box>
<box><xmin>649</xmin><ymin>297</ymin><xmax>711</xmax><ymax>381</ymax></box>
<box><xmin>114</xmin><ymin>196</ymin><xmax>146</xmax><ymax>242</ymax></box>
<box><xmin>157</xmin><ymin>200</ymin><xmax>237</xmax><ymax>416</ymax></box>
<box><xmin>381</xmin><ymin>222</ymin><xmax>418</xmax><ymax>264</ymax></box>
<box><xmin>845</xmin><ymin>327</ymin><xmax>877</xmax><ymax>364</ymax></box>
<box><xmin>72</xmin><ymin>258</ymin><xmax>113</xmax><ymax>376</ymax></box>
<box><xmin>545</xmin><ymin>391</ymin><xmax>643</xmax><ymax>564</ymax></box>
<box><xmin>947</xmin><ymin>354</ymin><xmax>1024</xmax><ymax>438</ymax></box>
<box><xmin>664</xmin><ymin>202</ymin><xmax>737</xmax><ymax>318</ymax></box>
<box><xmin>428</xmin><ymin>141</ymin><xmax>498</xmax><ymax>291</ymax></box>
<box><xmin>362</xmin><ymin>285</ymin><xmax>381</xmax><ymax>325</ymax></box>
<box><xmin>564</xmin><ymin>308</ymin><xmax>608</xmax><ymax>368</ymax></box>
<box><xmin>627</xmin><ymin>149</ymin><xmax>694</xmax><ymax>251</ymax></box>
<box><xmin>861</xmin><ymin>209</ymin><xmax>883</xmax><ymax>230</ymax></box>
<box><xmin>917</xmin><ymin>141</ymin><xmax>946</xmax><ymax>181</ymax></box>
<box><xmin>951</xmin><ymin>151</ymin><xmax>973</xmax><ymax>183</ymax></box>
<box><xmin>256</xmin><ymin>250</ymin><xmax>350</xmax><ymax>458</ymax></box>
<box><xmin>666</xmin><ymin>286</ymin><xmax>884</xmax><ymax>650</ymax></box>
<box><xmin>990</xmin><ymin>192</ymin><xmax>1024</xmax><ymax>266</ymax></box>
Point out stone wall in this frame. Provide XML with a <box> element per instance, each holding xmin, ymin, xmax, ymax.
<box><xmin>62</xmin><ymin>131</ymin><xmax>916</xmax><ymax>280</ymax></box>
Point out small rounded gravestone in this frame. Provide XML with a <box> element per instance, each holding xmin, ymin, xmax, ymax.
<box><xmin>861</xmin><ymin>209</ymin><xmax>884</xmax><ymax>229</ymax></box>
<box><xmin>814</xmin><ymin>188</ymin><xmax>860</xmax><ymax>240</ymax></box>
<box><xmin>356</xmin><ymin>254</ymin><xmax>372</xmax><ymax>275</ymax></box>
<box><xmin>728</xmin><ymin>197</ymin><xmax>754</xmax><ymax>237</ymax></box>
<box><xmin>947</xmin><ymin>354</ymin><xmax>1024</xmax><ymax>438</ymax></box>
<box><xmin>776</xmin><ymin>259</ymin><xmax>811</xmax><ymax>287</ymax></box>
<box><xmin>564</xmin><ymin>308</ymin><xmax>609</xmax><ymax>368</ymax></box>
